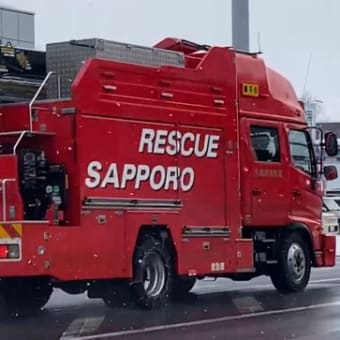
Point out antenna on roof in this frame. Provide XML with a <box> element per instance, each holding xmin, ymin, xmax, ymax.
<box><xmin>257</xmin><ymin>32</ymin><xmax>263</xmax><ymax>54</ymax></box>
<box><xmin>302</xmin><ymin>52</ymin><xmax>312</xmax><ymax>97</ymax></box>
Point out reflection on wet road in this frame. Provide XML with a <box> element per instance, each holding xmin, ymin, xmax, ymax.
<box><xmin>1</xmin><ymin>264</ymin><xmax>340</xmax><ymax>339</ymax></box>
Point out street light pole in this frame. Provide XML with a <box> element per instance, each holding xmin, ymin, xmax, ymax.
<box><xmin>232</xmin><ymin>0</ymin><xmax>249</xmax><ymax>51</ymax></box>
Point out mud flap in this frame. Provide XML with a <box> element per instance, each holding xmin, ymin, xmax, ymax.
<box><xmin>322</xmin><ymin>234</ymin><xmax>336</xmax><ymax>267</ymax></box>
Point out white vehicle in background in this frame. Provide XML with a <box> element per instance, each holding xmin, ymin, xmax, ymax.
<box><xmin>322</xmin><ymin>211</ymin><xmax>339</xmax><ymax>234</ymax></box>
<box><xmin>323</xmin><ymin>195</ymin><xmax>340</xmax><ymax>257</ymax></box>
<box><xmin>322</xmin><ymin>196</ymin><xmax>340</xmax><ymax>234</ymax></box>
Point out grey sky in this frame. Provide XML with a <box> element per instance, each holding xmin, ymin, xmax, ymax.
<box><xmin>3</xmin><ymin>0</ymin><xmax>340</xmax><ymax>119</ymax></box>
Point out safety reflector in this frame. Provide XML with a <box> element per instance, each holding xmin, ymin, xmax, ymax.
<box><xmin>7</xmin><ymin>244</ymin><xmax>20</xmax><ymax>259</ymax></box>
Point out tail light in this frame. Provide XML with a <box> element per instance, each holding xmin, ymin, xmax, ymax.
<box><xmin>0</xmin><ymin>245</ymin><xmax>7</xmax><ymax>259</ymax></box>
<box><xmin>0</xmin><ymin>244</ymin><xmax>20</xmax><ymax>259</ymax></box>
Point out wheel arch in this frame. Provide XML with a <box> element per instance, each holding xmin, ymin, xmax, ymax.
<box><xmin>284</xmin><ymin>222</ymin><xmax>315</xmax><ymax>265</ymax></box>
<box><xmin>131</xmin><ymin>225</ymin><xmax>177</xmax><ymax>309</ymax></box>
<box><xmin>134</xmin><ymin>225</ymin><xmax>178</xmax><ymax>273</ymax></box>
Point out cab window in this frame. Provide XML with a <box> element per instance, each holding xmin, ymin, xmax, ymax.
<box><xmin>288</xmin><ymin>130</ymin><xmax>314</xmax><ymax>175</ymax></box>
<box><xmin>250</xmin><ymin>126</ymin><xmax>281</xmax><ymax>162</ymax></box>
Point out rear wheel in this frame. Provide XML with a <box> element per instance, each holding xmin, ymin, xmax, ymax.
<box><xmin>131</xmin><ymin>234</ymin><xmax>173</xmax><ymax>309</ymax></box>
<box><xmin>0</xmin><ymin>277</ymin><xmax>52</xmax><ymax>316</ymax></box>
<box><xmin>270</xmin><ymin>232</ymin><xmax>311</xmax><ymax>292</ymax></box>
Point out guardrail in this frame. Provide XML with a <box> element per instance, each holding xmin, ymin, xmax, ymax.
<box><xmin>29</xmin><ymin>71</ymin><xmax>60</xmax><ymax>132</ymax></box>
<box><xmin>0</xmin><ymin>178</ymin><xmax>16</xmax><ymax>221</ymax></box>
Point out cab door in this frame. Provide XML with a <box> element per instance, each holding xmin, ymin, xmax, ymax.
<box><xmin>287</xmin><ymin>128</ymin><xmax>322</xmax><ymax>221</ymax></box>
<box><xmin>240</xmin><ymin>119</ymin><xmax>290</xmax><ymax>226</ymax></box>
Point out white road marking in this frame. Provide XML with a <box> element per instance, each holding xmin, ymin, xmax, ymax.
<box><xmin>71</xmin><ymin>300</ymin><xmax>340</xmax><ymax>339</ymax></box>
<box><xmin>249</xmin><ymin>277</ymin><xmax>340</xmax><ymax>288</ymax></box>
<box><xmin>194</xmin><ymin>277</ymin><xmax>340</xmax><ymax>294</ymax></box>
<box><xmin>59</xmin><ymin>277</ymin><xmax>340</xmax><ymax>339</ymax></box>
<box><xmin>310</xmin><ymin>278</ymin><xmax>340</xmax><ymax>284</ymax></box>
<box><xmin>236</xmin><ymin>277</ymin><xmax>340</xmax><ymax>291</ymax></box>
<box><xmin>60</xmin><ymin>316</ymin><xmax>105</xmax><ymax>340</ymax></box>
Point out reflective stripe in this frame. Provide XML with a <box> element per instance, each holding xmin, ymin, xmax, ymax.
<box><xmin>0</xmin><ymin>224</ymin><xmax>22</xmax><ymax>239</ymax></box>
<box><xmin>12</xmin><ymin>223</ymin><xmax>22</xmax><ymax>236</ymax></box>
<box><xmin>0</xmin><ymin>226</ymin><xmax>8</xmax><ymax>238</ymax></box>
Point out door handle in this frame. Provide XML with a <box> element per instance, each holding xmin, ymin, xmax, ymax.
<box><xmin>292</xmin><ymin>189</ymin><xmax>301</xmax><ymax>197</ymax></box>
<box><xmin>252</xmin><ymin>188</ymin><xmax>262</xmax><ymax>196</ymax></box>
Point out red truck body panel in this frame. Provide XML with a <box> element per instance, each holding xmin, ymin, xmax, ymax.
<box><xmin>0</xmin><ymin>39</ymin><xmax>334</xmax><ymax>282</ymax></box>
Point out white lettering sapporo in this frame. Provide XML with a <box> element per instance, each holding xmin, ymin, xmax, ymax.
<box><xmin>85</xmin><ymin>128</ymin><xmax>220</xmax><ymax>192</ymax></box>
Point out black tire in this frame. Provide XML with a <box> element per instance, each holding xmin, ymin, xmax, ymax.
<box><xmin>172</xmin><ymin>276</ymin><xmax>196</xmax><ymax>297</ymax></box>
<box><xmin>131</xmin><ymin>234</ymin><xmax>173</xmax><ymax>309</ymax></box>
<box><xmin>270</xmin><ymin>232</ymin><xmax>311</xmax><ymax>293</ymax></box>
<box><xmin>0</xmin><ymin>277</ymin><xmax>52</xmax><ymax>316</ymax></box>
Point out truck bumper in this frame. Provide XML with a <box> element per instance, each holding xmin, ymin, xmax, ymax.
<box><xmin>314</xmin><ymin>234</ymin><xmax>336</xmax><ymax>267</ymax></box>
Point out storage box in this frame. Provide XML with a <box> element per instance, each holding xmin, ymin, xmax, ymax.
<box><xmin>46</xmin><ymin>38</ymin><xmax>185</xmax><ymax>98</ymax></box>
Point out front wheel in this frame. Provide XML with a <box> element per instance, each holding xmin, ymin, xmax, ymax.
<box><xmin>270</xmin><ymin>232</ymin><xmax>311</xmax><ymax>293</ymax></box>
<box><xmin>131</xmin><ymin>234</ymin><xmax>173</xmax><ymax>309</ymax></box>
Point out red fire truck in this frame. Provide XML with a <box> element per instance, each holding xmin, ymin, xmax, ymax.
<box><xmin>0</xmin><ymin>38</ymin><xmax>337</xmax><ymax>314</ymax></box>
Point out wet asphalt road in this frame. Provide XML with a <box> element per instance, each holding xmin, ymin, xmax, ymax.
<box><xmin>1</xmin><ymin>263</ymin><xmax>340</xmax><ymax>340</ymax></box>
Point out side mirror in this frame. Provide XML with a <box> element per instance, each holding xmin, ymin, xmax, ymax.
<box><xmin>325</xmin><ymin>132</ymin><xmax>338</xmax><ymax>156</ymax></box>
<box><xmin>324</xmin><ymin>165</ymin><xmax>338</xmax><ymax>181</ymax></box>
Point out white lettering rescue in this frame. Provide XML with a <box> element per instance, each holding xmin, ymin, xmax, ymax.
<box><xmin>138</xmin><ymin>128</ymin><xmax>220</xmax><ymax>158</ymax></box>
<box><xmin>85</xmin><ymin>128</ymin><xmax>220</xmax><ymax>192</ymax></box>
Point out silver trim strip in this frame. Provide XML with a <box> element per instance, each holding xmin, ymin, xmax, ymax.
<box><xmin>183</xmin><ymin>226</ymin><xmax>231</xmax><ymax>237</ymax></box>
<box><xmin>0</xmin><ymin>220</ymin><xmax>49</xmax><ymax>224</ymax></box>
<box><xmin>83</xmin><ymin>197</ymin><xmax>183</xmax><ymax>209</ymax></box>
<box><xmin>0</xmin><ymin>130</ymin><xmax>55</xmax><ymax>136</ymax></box>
